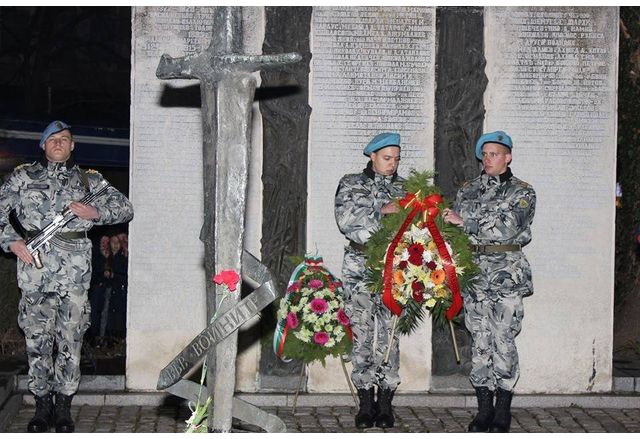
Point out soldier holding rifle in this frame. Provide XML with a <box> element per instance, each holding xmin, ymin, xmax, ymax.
<box><xmin>0</xmin><ymin>121</ymin><xmax>133</xmax><ymax>433</ymax></box>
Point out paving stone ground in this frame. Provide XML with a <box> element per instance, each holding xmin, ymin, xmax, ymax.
<box><xmin>5</xmin><ymin>404</ymin><xmax>640</xmax><ymax>433</ymax></box>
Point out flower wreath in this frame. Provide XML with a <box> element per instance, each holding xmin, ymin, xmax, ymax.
<box><xmin>273</xmin><ymin>256</ymin><xmax>353</xmax><ymax>366</ymax></box>
<box><xmin>365</xmin><ymin>170</ymin><xmax>478</xmax><ymax>335</ymax></box>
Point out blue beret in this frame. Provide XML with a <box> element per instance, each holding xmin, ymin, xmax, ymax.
<box><xmin>475</xmin><ymin>130</ymin><xmax>513</xmax><ymax>160</ymax></box>
<box><xmin>363</xmin><ymin>132</ymin><xmax>401</xmax><ymax>157</ymax></box>
<box><xmin>40</xmin><ymin>120</ymin><xmax>72</xmax><ymax>149</ymax></box>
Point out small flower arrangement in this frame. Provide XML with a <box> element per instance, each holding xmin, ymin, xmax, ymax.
<box><xmin>274</xmin><ymin>256</ymin><xmax>352</xmax><ymax>366</ymax></box>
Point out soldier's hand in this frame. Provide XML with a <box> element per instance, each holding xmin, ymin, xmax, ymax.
<box><xmin>381</xmin><ymin>202</ymin><xmax>400</xmax><ymax>215</ymax></box>
<box><xmin>443</xmin><ymin>208</ymin><xmax>464</xmax><ymax>226</ymax></box>
<box><xmin>9</xmin><ymin>239</ymin><xmax>34</xmax><ymax>264</ymax></box>
<box><xmin>69</xmin><ymin>202</ymin><xmax>100</xmax><ymax>220</ymax></box>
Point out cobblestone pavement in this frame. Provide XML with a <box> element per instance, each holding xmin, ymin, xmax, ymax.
<box><xmin>5</xmin><ymin>404</ymin><xmax>640</xmax><ymax>433</ymax></box>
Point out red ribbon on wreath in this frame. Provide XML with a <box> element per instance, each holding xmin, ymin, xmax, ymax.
<box><xmin>382</xmin><ymin>192</ymin><xmax>463</xmax><ymax>320</ymax></box>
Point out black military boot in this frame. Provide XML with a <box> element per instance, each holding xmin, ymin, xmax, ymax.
<box><xmin>27</xmin><ymin>393</ymin><xmax>54</xmax><ymax>432</ymax></box>
<box><xmin>468</xmin><ymin>387</ymin><xmax>495</xmax><ymax>432</ymax></box>
<box><xmin>54</xmin><ymin>393</ymin><xmax>75</xmax><ymax>433</ymax></box>
<box><xmin>354</xmin><ymin>387</ymin><xmax>376</xmax><ymax>429</ymax></box>
<box><xmin>375</xmin><ymin>387</ymin><xmax>395</xmax><ymax>428</ymax></box>
<box><xmin>489</xmin><ymin>387</ymin><xmax>513</xmax><ymax>433</ymax></box>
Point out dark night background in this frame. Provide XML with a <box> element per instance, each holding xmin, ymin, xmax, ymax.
<box><xmin>0</xmin><ymin>6</ymin><xmax>639</xmax><ymax>373</ymax></box>
<box><xmin>0</xmin><ymin>7</ymin><xmax>130</xmax><ymax>127</ymax></box>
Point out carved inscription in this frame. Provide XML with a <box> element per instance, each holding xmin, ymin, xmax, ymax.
<box><xmin>309</xmin><ymin>6</ymin><xmax>435</xmax><ymax>272</ymax></box>
<box><xmin>157</xmin><ymin>284</ymin><xmax>276</xmax><ymax>389</ymax></box>
<box><xmin>484</xmin><ymin>7</ymin><xmax>617</xmax><ymax>279</ymax></box>
<box><xmin>129</xmin><ymin>7</ymin><xmax>216</xmax><ymax>339</ymax></box>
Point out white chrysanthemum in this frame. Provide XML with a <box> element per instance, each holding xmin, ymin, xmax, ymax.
<box><xmin>401</xmin><ymin>248</ymin><xmax>409</xmax><ymax>261</ymax></box>
<box><xmin>325</xmin><ymin>339</ymin><xmax>336</xmax><ymax>348</ymax></box>
<box><xmin>305</xmin><ymin>312</ymin><xmax>318</xmax><ymax>323</ymax></box>
<box><xmin>423</xmin><ymin>250</ymin><xmax>433</xmax><ymax>263</ymax></box>
<box><xmin>325</xmin><ymin>324</ymin><xmax>334</xmax><ymax>332</ymax></box>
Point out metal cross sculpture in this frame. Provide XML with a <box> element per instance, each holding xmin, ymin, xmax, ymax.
<box><xmin>155</xmin><ymin>7</ymin><xmax>301</xmax><ymax>432</ymax></box>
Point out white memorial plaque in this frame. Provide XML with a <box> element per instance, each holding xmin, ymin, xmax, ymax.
<box><xmin>128</xmin><ymin>6</ymin><xmax>263</xmax><ymax>391</ymax></box>
<box><xmin>484</xmin><ymin>6</ymin><xmax>618</xmax><ymax>392</ymax></box>
<box><xmin>307</xmin><ymin>6</ymin><xmax>436</xmax><ymax>392</ymax></box>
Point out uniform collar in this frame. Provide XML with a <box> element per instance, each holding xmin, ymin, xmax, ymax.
<box><xmin>363</xmin><ymin>160</ymin><xmax>398</xmax><ymax>182</ymax></box>
<box><xmin>39</xmin><ymin>154</ymin><xmax>78</xmax><ymax>171</ymax></box>
<box><xmin>480</xmin><ymin>167</ymin><xmax>512</xmax><ymax>183</ymax></box>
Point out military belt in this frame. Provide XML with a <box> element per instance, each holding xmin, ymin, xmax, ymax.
<box><xmin>25</xmin><ymin>230</ymin><xmax>88</xmax><ymax>240</ymax></box>
<box><xmin>471</xmin><ymin>244</ymin><xmax>521</xmax><ymax>253</ymax></box>
<box><xmin>349</xmin><ymin>240</ymin><xmax>367</xmax><ymax>253</ymax></box>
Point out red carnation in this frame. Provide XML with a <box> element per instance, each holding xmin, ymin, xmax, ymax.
<box><xmin>398</xmin><ymin>260</ymin><xmax>408</xmax><ymax>270</ymax></box>
<box><xmin>412</xmin><ymin>290</ymin><xmax>424</xmax><ymax>303</ymax></box>
<box><xmin>426</xmin><ymin>261</ymin><xmax>437</xmax><ymax>270</ymax></box>
<box><xmin>212</xmin><ymin>270</ymin><xmax>240</xmax><ymax>292</ymax></box>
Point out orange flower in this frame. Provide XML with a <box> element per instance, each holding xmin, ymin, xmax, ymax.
<box><xmin>431</xmin><ymin>269</ymin><xmax>446</xmax><ymax>285</ymax></box>
<box><xmin>393</xmin><ymin>270</ymin><xmax>405</xmax><ymax>286</ymax></box>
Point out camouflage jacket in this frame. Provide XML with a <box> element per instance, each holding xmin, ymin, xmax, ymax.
<box><xmin>453</xmin><ymin>168</ymin><xmax>536</xmax><ymax>301</ymax></box>
<box><xmin>335</xmin><ymin>161</ymin><xmax>405</xmax><ymax>248</ymax></box>
<box><xmin>0</xmin><ymin>157</ymin><xmax>134</xmax><ymax>292</ymax></box>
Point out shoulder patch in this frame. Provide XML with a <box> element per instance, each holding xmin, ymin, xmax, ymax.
<box><xmin>519</xmin><ymin>198</ymin><xmax>529</xmax><ymax>209</ymax></box>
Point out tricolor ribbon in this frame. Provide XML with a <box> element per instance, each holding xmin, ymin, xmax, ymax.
<box><xmin>382</xmin><ymin>192</ymin><xmax>463</xmax><ymax>320</ymax></box>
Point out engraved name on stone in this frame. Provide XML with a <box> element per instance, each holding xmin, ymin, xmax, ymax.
<box><xmin>309</xmin><ymin>6</ymin><xmax>434</xmax><ymax>271</ymax></box>
<box><xmin>485</xmin><ymin>7</ymin><xmax>616</xmax><ymax>279</ymax></box>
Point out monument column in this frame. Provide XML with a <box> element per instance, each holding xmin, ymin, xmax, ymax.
<box><xmin>483</xmin><ymin>6</ymin><xmax>618</xmax><ymax>392</ymax></box>
<box><xmin>307</xmin><ymin>6</ymin><xmax>436</xmax><ymax>392</ymax></box>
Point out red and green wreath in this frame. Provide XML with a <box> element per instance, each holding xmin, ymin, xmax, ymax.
<box><xmin>365</xmin><ymin>170</ymin><xmax>478</xmax><ymax>335</ymax></box>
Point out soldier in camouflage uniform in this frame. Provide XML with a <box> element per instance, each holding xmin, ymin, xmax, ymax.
<box><xmin>335</xmin><ymin>132</ymin><xmax>405</xmax><ymax>429</ymax></box>
<box><xmin>443</xmin><ymin>130</ymin><xmax>536</xmax><ymax>433</ymax></box>
<box><xmin>0</xmin><ymin>121</ymin><xmax>134</xmax><ymax>433</ymax></box>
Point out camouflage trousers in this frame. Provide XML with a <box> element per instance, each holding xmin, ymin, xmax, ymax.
<box><xmin>17</xmin><ymin>288</ymin><xmax>91</xmax><ymax>397</ymax></box>
<box><xmin>463</xmin><ymin>294</ymin><xmax>524</xmax><ymax>392</ymax></box>
<box><xmin>342</xmin><ymin>249</ymin><xmax>400</xmax><ymax>391</ymax></box>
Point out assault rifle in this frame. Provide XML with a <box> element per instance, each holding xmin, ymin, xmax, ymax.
<box><xmin>25</xmin><ymin>181</ymin><xmax>110</xmax><ymax>268</ymax></box>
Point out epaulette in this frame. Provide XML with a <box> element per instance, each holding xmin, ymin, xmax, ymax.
<box><xmin>14</xmin><ymin>161</ymin><xmax>36</xmax><ymax>171</ymax></box>
<box><xmin>84</xmin><ymin>169</ymin><xmax>99</xmax><ymax>174</ymax></box>
<box><xmin>519</xmin><ymin>180</ymin><xmax>531</xmax><ymax>188</ymax></box>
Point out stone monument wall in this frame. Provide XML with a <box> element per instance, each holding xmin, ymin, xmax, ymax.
<box><xmin>128</xmin><ymin>6</ymin><xmax>264</xmax><ymax>391</ymax></box>
<box><xmin>306</xmin><ymin>6</ymin><xmax>436</xmax><ymax>392</ymax></box>
<box><xmin>483</xmin><ymin>6</ymin><xmax>618</xmax><ymax>392</ymax></box>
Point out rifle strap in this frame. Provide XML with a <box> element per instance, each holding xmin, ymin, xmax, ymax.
<box><xmin>79</xmin><ymin>168</ymin><xmax>90</xmax><ymax>192</ymax></box>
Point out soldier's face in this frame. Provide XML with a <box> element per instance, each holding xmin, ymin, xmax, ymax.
<box><xmin>370</xmin><ymin>146</ymin><xmax>401</xmax><ymax>176</ymax></box>
<box><xmin>44</xmin><ymin>130</ymin><xmax>74</xmax><ymax>163</ymax></box>
<box><xmin>481</xmin><ymin>143</ymin><xmax>511</xmax><ymax>176</ymax></box>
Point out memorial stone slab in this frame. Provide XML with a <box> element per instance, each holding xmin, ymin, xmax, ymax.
<box><xmin>128</xmin><ymin>6</ymin><xmax>266</xmax><ymax>394</ymax></box>
<box><xmin>128</xmin><ymin>6</ymin><xmax>215</xmax><ymax>391</ymax></box>
<box><xmin>483</xmin><ymin>6</ymin><xmax>618</xmax><ymax>392</ymax></box>
<box><xmin>307</xmin><ymin>6</ymin><xmax>436</xmax><ymax>392</ymax></box>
